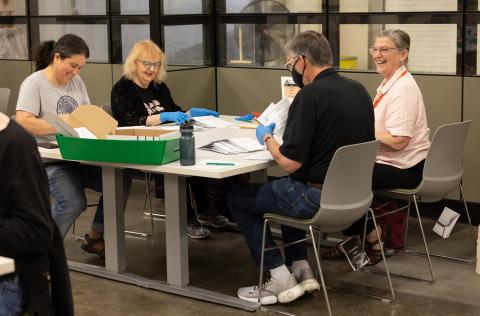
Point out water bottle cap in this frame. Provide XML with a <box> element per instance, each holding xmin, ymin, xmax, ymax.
<box><xmin>180</xmin><ymin>121</ymin><xmax>194</xmax><ymax>132</ymax></box>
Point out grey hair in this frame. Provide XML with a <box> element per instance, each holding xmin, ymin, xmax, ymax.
<box><xmin>284</xmin><ymin>31</ymin><xmax>333</xmax><ymax>67</ymax></box>
<box><xmin>377</xmin><ymin>29</ymin><xmax>410</xmax><ymax>65</ymax></box>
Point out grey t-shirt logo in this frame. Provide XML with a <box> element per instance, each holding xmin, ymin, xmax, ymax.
<box><xmin>57</xmin><ymin>96</ymin><xmax>79</xmax><ymax>114</ymax></box>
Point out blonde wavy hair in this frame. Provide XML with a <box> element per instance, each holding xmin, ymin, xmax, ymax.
<box><xmin>123</xmin><ymin>40</ymin><xmax>167</xmax><ymax>83</ymax></box>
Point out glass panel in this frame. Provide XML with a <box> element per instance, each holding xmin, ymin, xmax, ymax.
<box><xmin>0</xmin><ymin>0</ymin><xmax>27</xmax><ymax>15</ymax></box>
<box><xmin>336</xmin><ymin>0</ymin><xmax>458</xmax><ymax>13</ymax></box>
<box><xmin>35</xmin><ymin>0</ymin><xmax>107</xmax><ymax>15</ymax></box>
<box><xmin>339</xmin><ymin>23</ymin><xmax>458</xmax><ymax>74</ymax></box>
<box><xmin>162</xmin><ymin>0</ymin><xmax>211</xmax><ymax>15</ymax></box>
<box><xmin>223</xmin><ymin>23</ymin><xmax>322</xmax><ymax>68</ymax></box>
<box><xmin>223</xmin><ymin>0</ymin><xmax>322</xmax><ymax>13</ymax></box>
<box><xmin>38</xmin><ymin>24</ymin><xmax>109</xmax><ymax>62</ymax></box>
<box><xmin>477</xmin><ymin>24</ymin><xmax>480</xmax><ymax>74</ymax></box>
<box><xmin>119</xmin><ymin>0</ymin><xmax>149</xmax><ymax>15</ymax></box>
<box><xmin>0</xmin><ymin>23</ymin><xmax>28</xmax><ymax>59</ymax></box>
<box><xmin>164</xmin><ymin>24</ymin><xmax>209</xmax><ymax>66</ymax></box>
<box><xmin>120</xmin><ymin>24</ymin><xmax>149</xmax><ymax>61</ymax></box>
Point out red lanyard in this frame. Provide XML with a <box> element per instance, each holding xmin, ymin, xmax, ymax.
<box><xmin>373</xmin><ymin>70</ymin><xmax>408</xmax><ymax>108</ymax></box>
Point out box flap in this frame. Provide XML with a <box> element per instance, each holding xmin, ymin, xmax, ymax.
<box><xmin>43</xmin><ymin>112</ymin><xmax>79</xmax><ymax>137</ymax></box>
<box><xmin>71</xmin><ymin>105</ymin><xmax>118</xmax><ymax>139</ymax></box>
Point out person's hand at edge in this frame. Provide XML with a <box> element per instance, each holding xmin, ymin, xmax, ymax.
<box><xmin>160</xmin><ymin>111</ymin><xmax>189</xmax><ymax>125</ymax></box>
<box><xmin>256</xmin><ymin>123</ymin><xmax>276</xmax><ymax>145</ymax></box>
<box><xmin>189</xmin><ymin>107</ymin><xmax>219</xmax><ymax>117</ymax></box>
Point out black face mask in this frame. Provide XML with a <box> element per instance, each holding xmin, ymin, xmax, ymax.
<box><xmin>291</xmin><ymin>67</ymin><xmax>304</xmax><ymax>88</ymax></box>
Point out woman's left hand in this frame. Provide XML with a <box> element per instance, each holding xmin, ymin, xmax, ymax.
<box><xmin>189</xmin><ymin>107</ymin><xmax>219</xmax><ymax>117</ymax></box>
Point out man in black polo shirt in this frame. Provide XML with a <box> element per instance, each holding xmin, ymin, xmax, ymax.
<box><xmin>227</xmin><ymin>31</ymin><xmax>374</xmax><ymax>305</ymax></box>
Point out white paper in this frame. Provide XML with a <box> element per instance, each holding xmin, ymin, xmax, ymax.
<box><xmin>244</xmin><ymin>150</ymin><xmax>274</xmax><ymax>161</ymax></box>
<box><xmin>74</xmin><ymin>127</ymin><xmax>98</xmax><ymax>139</ymax></box>
<box><xmin>193</xmin><ymin>116</ymin><xmax>235</xmax><ymax>128</ymax></box>
<box><xmin>256</xmin><ymin>98</ymin><xmax>291</xmax><ymax>138</ymax></box>
<box><xmin>199</xmin><ymin>137</ymin><xmax>263</xmax><ymax>155</ymax></box>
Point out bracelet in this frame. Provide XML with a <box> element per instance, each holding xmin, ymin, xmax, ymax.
<box><xmin>263</xmin><ymin>135</ymin><xmax>272</xmax><ymax>144</ymax></box>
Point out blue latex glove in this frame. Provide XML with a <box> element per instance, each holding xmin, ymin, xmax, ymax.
<box><xmin>235</xmin><ymin>114</ymin><xmax>255</xmax><ymax>122</ymax></box>
<box><xmin>256</xmin><ymin>123</ymin><xmax>276</xmax><ymax>145</ymax></box>
<box><xmin>189</xmin><ymin>107</ymin><xmax>219</xmax><ymax>117</ymax></box>
<box><xmin>160</xmin><ymin>111</ymin><xmax>189</xmax><ymax>125</ymax></box>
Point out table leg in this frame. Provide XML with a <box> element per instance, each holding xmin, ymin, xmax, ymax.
<box><xmin>102</xmin><ymin>166</ymin><xmax>126</xmax><ymax>273</ymax></box>
<box><xmin>164</xmin><ymin>174</ymin><xmax>189</xmax><ymax>287</ymax></box>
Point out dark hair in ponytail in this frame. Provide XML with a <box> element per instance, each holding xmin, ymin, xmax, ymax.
<box><xmin>33</xmin><ymin>34</ymin><xmax>90</xmax><ymax>71</ymax></box>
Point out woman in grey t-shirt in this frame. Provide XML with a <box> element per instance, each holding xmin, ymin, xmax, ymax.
<box><xmin>15</xmin><ymin>34</ymin><xmax>129</xmax><ymax>258</ymax></box>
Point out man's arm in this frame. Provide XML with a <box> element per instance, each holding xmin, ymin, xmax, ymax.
<box><xmin>16</xmin><ymin>110</ymin><xmax>56</xmax><ymax>136</ymax></box>
<box><xmin>264</xmin><ymin>134</ymin><xmax>302</xmax><ymax>174</ymax></box>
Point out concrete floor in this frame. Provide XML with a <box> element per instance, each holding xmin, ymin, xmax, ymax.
<box><xmin>64</xmin><ymin>179</ymin><xmax>480</xmax><ymax>316</ymax></box>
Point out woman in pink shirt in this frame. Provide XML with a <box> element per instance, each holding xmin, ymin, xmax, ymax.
<box><xmin>370</xmin><ymin>29</ymin><xmax>430</xmax><ymax>190</ymax></box>
<box><xmin>326</xmin><ymin>29</ymin><xmax>430</xmax><ymax>264</ymax></box>
<box><xmin>365</xmin><ymin>29</ymin><xmax>430</xmax><ymax>262</ymax></box>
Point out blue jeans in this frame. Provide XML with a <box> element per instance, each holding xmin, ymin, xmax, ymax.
<box><xmin>0</xmin><ymin>275</ymin><xmax>23</xmax><ymax>316</ymax></box>
<box><xmin>227</xmin><ymin>177</ymin><xmax>321</xmax><ymax>270</ymax></box>
<box><xmin>46</xmin><ymin>162</ymin><xmax>131</xmax><ymax>238</ymax></box>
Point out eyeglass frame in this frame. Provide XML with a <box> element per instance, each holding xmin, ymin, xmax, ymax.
<box><xmin>284</xmin><ymin>54</ymin><xmax>302</xmax><ymax>72</ymax></box>
<box><xmin>369</xmin><ymin>46</ymin><xmax>405</xmax><ymax>55</ymax></box>
<box><xmin>137</xmin><ymin>60</ymin><xmax>161</xmax><ymax>69</ymax></box>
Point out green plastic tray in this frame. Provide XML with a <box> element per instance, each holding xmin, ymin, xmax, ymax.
<box><xmin>56</xmin><ymin>135</ymin><xmax>179</xmax><ymax>165</ymax></box>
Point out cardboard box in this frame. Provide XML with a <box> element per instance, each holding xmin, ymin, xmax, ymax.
<box><xmin>49</xmin><ymin>105</ymin><xmax>180</xmax><ymax>165</ymax></box>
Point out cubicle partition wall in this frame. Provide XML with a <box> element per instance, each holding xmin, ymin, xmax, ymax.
<box><xmin>0</xmin><ymin>60</ymin><xmax>33</xmax><ymax>116</ymax></box>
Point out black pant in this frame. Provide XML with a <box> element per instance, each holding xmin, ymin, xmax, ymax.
<box><xmin>343</xmin><ymin>160</ymin><xmax>425</xmax><ymax>236</ymax></box>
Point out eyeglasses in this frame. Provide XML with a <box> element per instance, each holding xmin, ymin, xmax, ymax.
<box><xmin>369</xmin><ymin>46</ymin><xmax>399</xmax><ymax>55</ymax></box>
<box><xmin>138</xmin><ymin>60</ymin><xmax>161</xmax><ymax>69</ymax></box>
<box><xmin>284</xmin><ymin>55</ymin><xmax>301</xmax><ymax>72</ymax></box>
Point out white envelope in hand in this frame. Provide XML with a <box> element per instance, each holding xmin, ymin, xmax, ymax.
<box><xmin>433</xmin><ymin>207</ymin><xmax>460</xmax><ymax>238</ymax></box>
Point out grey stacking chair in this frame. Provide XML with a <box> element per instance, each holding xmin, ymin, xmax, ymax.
<box><xmin>0</xmin><ymin>87</ymin><xmax>11</xmax><ymax>114</ymax></box>
<box><xmin>101</xmin><ymin>102</ymin><xmax>112</xmax><ymax>116</ymax></box>
<box><xmin>259</xmin><ymin>140</ymin><xmax>394</xmax><ymax>316</ymax></box>
<box><xmin>376</xmin><ymin>120</ymin><xmax>473</xmax><ymax>284</ymax></box>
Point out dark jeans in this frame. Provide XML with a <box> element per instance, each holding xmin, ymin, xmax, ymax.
<box><xmin>344</xmin><ymin>160</ymin><xmax>425</xmax><ymax>236</ymax></box>
<box><xmin>226</xmin><ymin>177</ymin><xmax>320</xmax><ymax>270</ymax></box>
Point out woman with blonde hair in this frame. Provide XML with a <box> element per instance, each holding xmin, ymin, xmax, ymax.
<box><xmin>111</xmin><ymin>39</ymin><xmax>217</xmax><ymax>126</ymax></box>
<box><xmin>111</xmin><ymin>40</ymin><xmax>224</xmax><ymax>239</ymax></box>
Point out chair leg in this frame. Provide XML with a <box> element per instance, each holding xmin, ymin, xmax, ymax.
<box><xmin>368</xmin><ymin>208</ymin><xmax>395</xmax><ymax>302</ymax></box>
<box><xmin>460</xmin><ymin>183</ymin><xmax>476</xmax><ymax>250</ymax></box>
<box><xmin>125</xmin><ymin>172</ymin><xmax>154</xmax><ymax>239</ymax></box>
<box><xmin>403</xmin><ymin>201</ymin><xmax>412</xmax><ymax>251</ymax></box>
<box><xmin>410</xmin><ymin>184</ymin><xmax>476</xmax><ymax>265</ymax></box>
<box><xmin>309</xmin><ymin>226</ymin><xmax>332</xmax><ymax>316</ymax></box>
<box><xmin>411</xmin><ymin>196</ymin><xmax>435</xmax><ymax>283</ymax></box>
<box><xmin>257</xmin><ymin>219</ymin><xmax>269</xmax><ymax>305</ymax></box>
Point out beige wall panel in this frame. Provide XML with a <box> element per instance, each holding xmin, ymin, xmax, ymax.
<box><xmin>80</xmin><ymin>63</ymin><xmax>113</xmax><ymax>106</ymax></box>
<box><xmin>112</xmin><ymin>64</ymin><xmax>124</xmax><ymax>84</ymax></box>
<box><xmin>0</xmin><ymin>60</ymin><xmax>32</xmax><ymax>115</ymax></box>
<box><xmin>165</xmin><ymin>68</ymin><xmax>216</xmax><ymax>110</ymax></box>
<box><xmin>463</xmin><ymin>77</ymin><xmax>480</xmax><ymax>203</ymax></box>
<box><xmin>217</xmin><ymin>67</ymin><xmax>290</xmax><ymax>115</ymax></box>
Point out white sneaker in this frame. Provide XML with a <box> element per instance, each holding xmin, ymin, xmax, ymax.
<box><xmin>237</xmin><ymin>274</ymin><xmax>304</xmax><ymax>305</ymax></box>
<box><xmin>294</xmin><ymin>268</ymin><xmax>320</xmax><ymax>294</ymax></box>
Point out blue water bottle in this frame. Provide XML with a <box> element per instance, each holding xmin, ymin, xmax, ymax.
<box><xmin>180</xmin><ymin>121</ymin><xmax>195</xmax><ymax>166</ymax></box>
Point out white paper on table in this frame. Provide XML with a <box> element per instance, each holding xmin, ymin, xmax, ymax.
<box><xmin>256</xmin><ymin>97</ymin><xmax>291</xmax><ymax>138</ymax></box>
<box><xmin>228</xmin><ymin>137</ymin><xmax>264</xmax><ymax>152</ymax></box>
<box><xmin>74</xmin><ymin>127</ymin><xmax>98</xmax><ymax>139</ymax></box>
<box><xmin>193</xmin><ymin>116</ymin><xmax>235</xmax><ymax>128</ymax></box>
<box><xmin>244</xmin><ymin>150</ymin><xmax>274</xmax><ymax>161</ymax></box>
